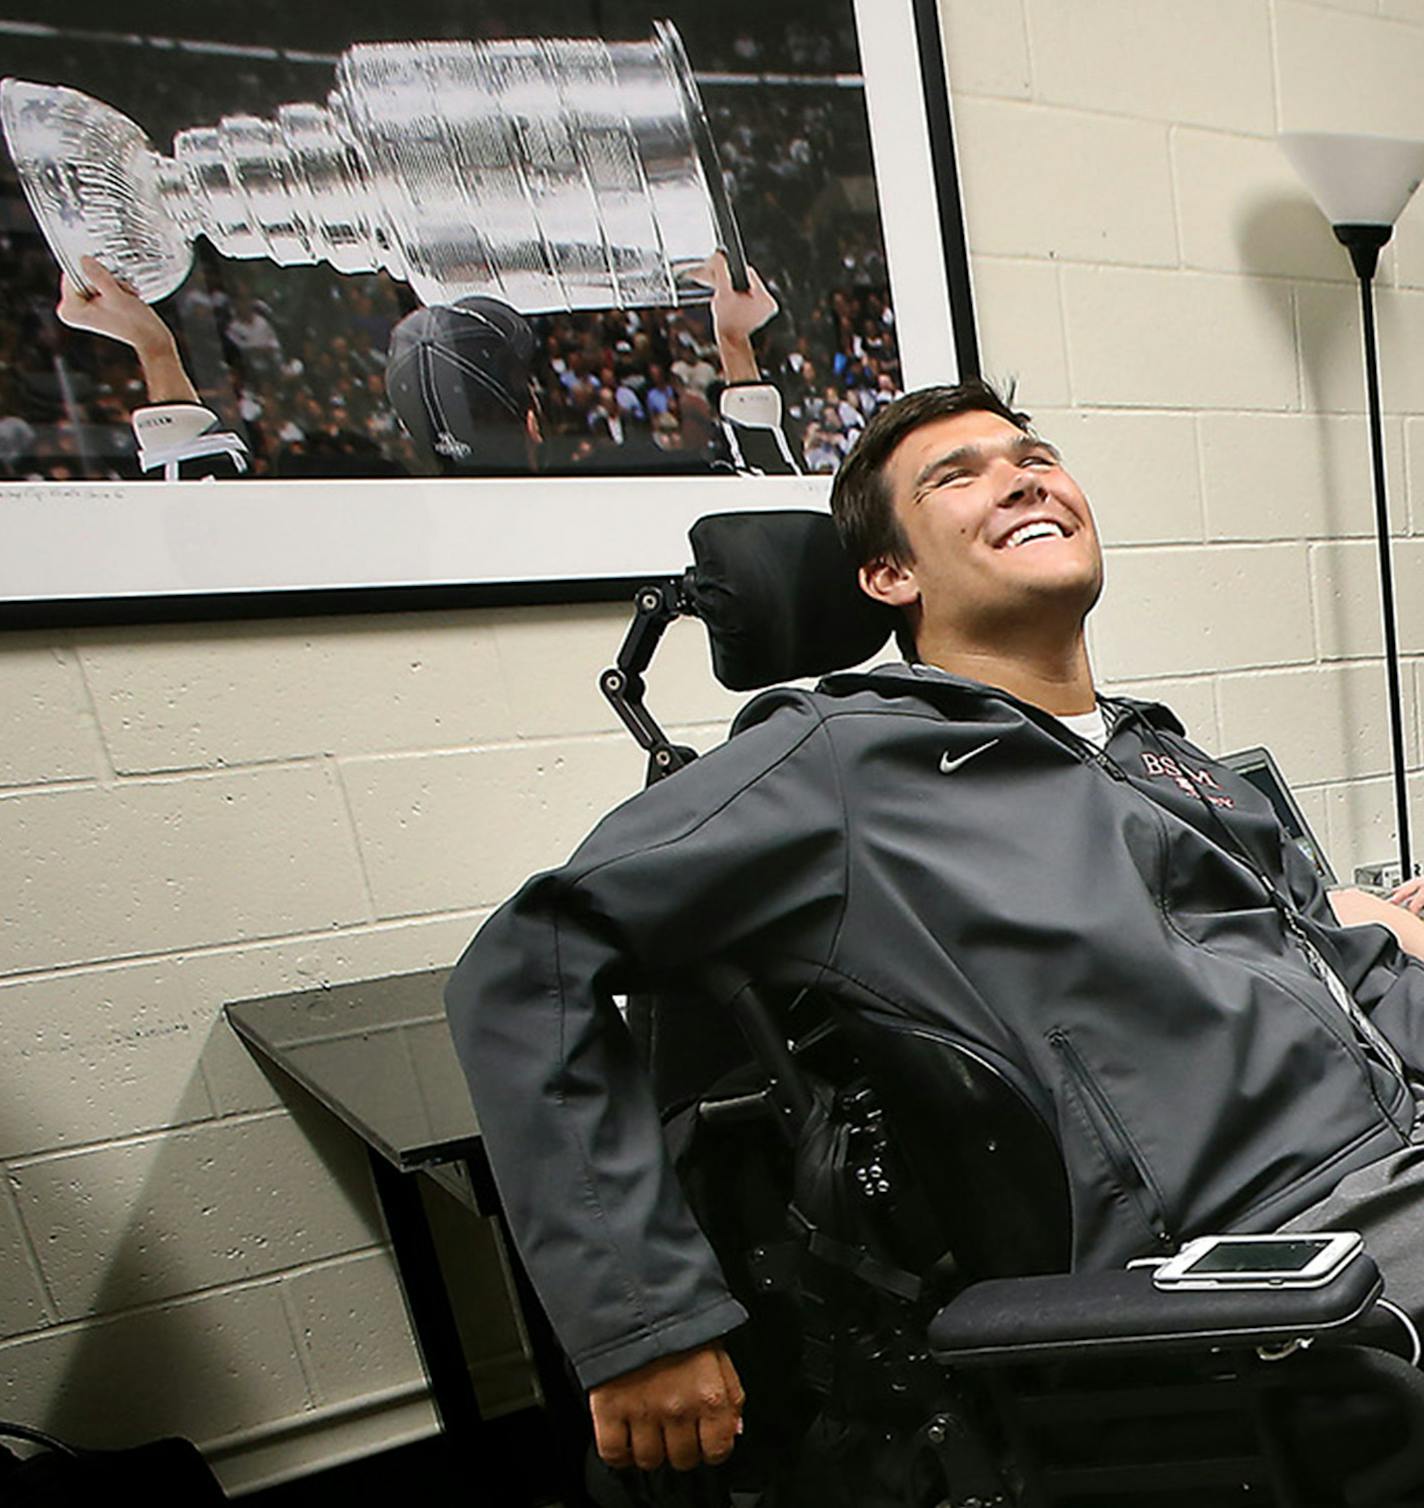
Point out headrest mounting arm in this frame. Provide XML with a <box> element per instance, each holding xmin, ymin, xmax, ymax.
<box><xmin>600</xmin><ymin>572</ymin><xmax>698</xmax><ymax>783</ymax></box>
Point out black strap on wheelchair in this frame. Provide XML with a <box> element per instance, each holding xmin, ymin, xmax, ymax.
<box><xmin>788</xmin><ymin>1206</ymin><xmax>923</xmax><ymax>1304</ymax></box>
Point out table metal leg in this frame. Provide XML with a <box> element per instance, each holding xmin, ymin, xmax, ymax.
<box><xmin>463</xmin><ymin>1149</ymin><xmax>596</xmax><ymax>1507</ymax></box>
<box><xmin>366</xmin><ymin>1148</ymin><xmax>528</xmax><ymax>1506</ymax></box>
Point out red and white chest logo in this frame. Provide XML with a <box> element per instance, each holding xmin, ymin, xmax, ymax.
<box><xmin>1140</xmin><ymin>750</ymin><xmax>1235</xmax><ymax>808</ymax></box>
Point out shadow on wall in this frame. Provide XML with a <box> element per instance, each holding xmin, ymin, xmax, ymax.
<box><xmin>2</xmin><ymin>1048</ymin><xmax>388</xmax><ymax>1452</ymax></box>
<box><xmin>1237</xmin><ymin>191</ymin><xmax>1367</xmax><ymax>653</ymax></box>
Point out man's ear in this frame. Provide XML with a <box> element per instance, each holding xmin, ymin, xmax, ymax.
<box><xmin>859</xmin><ymin>555</ymin><xmax>919</xmax><ymax>610</ymax></box>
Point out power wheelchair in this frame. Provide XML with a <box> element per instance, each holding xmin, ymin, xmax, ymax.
<box><xmin>591</xmin><ymin>509</ymin><xmax>1424</xmax><ymax>1508</ymax></box>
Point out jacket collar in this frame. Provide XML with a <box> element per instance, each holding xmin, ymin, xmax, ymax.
<box><xmin>816</xmin><ymin>659</ymin><xmax>1186</xmax><ymax>737</ymax></box>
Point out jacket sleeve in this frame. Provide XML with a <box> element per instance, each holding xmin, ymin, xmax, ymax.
<box><xmin>444</xmin><ymin>693</ymin><xmax>846</xmax><ymax>1388</ymax></box>
<box><xmin>1277</xmin><ymin>829</ymin><xmax>1424</xmax><ymax>1072</ymax></box>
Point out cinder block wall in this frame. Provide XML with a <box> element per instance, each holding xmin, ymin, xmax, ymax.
<box><xmin>3</xmin><ymin>0</ymin><xmax>1423</xmax><ymax>1491</ymax></box>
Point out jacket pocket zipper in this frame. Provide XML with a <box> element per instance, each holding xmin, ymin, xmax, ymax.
<box><xmin>1050</xmin><ymin>1030</ymin><xmax>1173</xmax><ymax>1248</ymax></box>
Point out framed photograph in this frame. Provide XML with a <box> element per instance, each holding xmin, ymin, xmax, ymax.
<box><xmin>0</xmin><ymin>0</ymin><xmax>976</xmax><ymax>623</ymax></box>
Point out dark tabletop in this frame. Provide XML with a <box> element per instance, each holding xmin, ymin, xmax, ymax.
<box><xmin>225</xmin><ymin>968</ymin><xmax>479</xmax><ymax>1171</ymax></box>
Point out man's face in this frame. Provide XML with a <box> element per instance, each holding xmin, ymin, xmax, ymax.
<box><xmin>864</xmin><ymin>408</ymin><xmax>1103</xmax><ymax>643</ymax></box>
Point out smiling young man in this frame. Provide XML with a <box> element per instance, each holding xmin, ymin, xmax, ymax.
<box><xmin>842</xmin><ymin>385</ymin><xmax>1101</xmax><ymax>723</ymax></box>
<box><xmin>445</xmin><ymin>379</ymin><xmax>1424</xmax><ymax>1490</ymax></box>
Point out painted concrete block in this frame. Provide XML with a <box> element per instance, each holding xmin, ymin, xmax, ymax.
<box><xmin>0</xmin><ymin>1189</ymin><xmax>49</xmax><ymax>1336</ymax></box>
<box><xmin>339</xmin><ymin>737</ymin><xmax>642</xmax><ymax>917</ymax></box>
<box><xmin>955</xmin><ymin>99</ymin><xmax>1175</xmax><ymax>267</ymax></box>
<box><xmin>1061</xmin><ymin>268</ymin><xmax>1298</xmax><ymax>411</ymax></box>
<box><xmin>488</xmin><ymin>602</ymin><xmax>634</xmax><ymax>738</ymax></box>
<box><xmin>0</xmin><ymin>1285</ymin><xmax>310</xmax><ymax>1448</ymax></box>
<box><xmin>971</xmin><ymin>258</ymin><xmax>1071</xmax><ymax>408</ymax></box>
<box><xmin>1093</xmin><ymin>544</ymin><xmax>1313</xmax><ymax>679</ymax></box>
<box><xmin>0</xmin><ymin>913</ymin><xmax>480</xmax><ymax>1160</ymax></box>
<box><xmin>78</xmin><ymin>614</ymin><xmax>514</xmax><ymax>774</ymax></box>
<box><xmin>1400</xmin><ymin>422</ymin><xmax>1424</xmax><ymax>534</ymax></box>
<box><xmin>0</xmin><ymin>642</ymin><xmax>103</xmax><ymax>788</ymax></box>
<box><xmin>12</xmin><ymin>1110</ymin><xmax>383</xmax><ymax>1319</ymax></box>
<box><xmin>282</xmin><ymin>1251</ymin><xmax>423</xmax><ymax>1407</ymax></box>
<box><xmin>1296</xmin><ymin>283</ymin><xmax>1424</xmax><ymax>416</ymax></box>
<box><xmin>1199</xmin><ymin>413</ymin><xmax>1406</xmax><ymax>542</ymax></box>
<box><xmin>0</xmin><ymin>965</ymin><xmax>214</xmax><ymax>1161</ymax></box>
<box><xmin>489</xmin><ymin>602</ymin><xmax>743</xmax><ymax>739</ymax></box>
<box><xmin>1173</xmin><ymin>128</ymin><xmax>1349</xmax><ymax>283</ymax></box>
<box><xmin>938</xmin><ymin>0</ymin><xmax>1033</xmax><ymax>99</ymax></box>
<box><xmin>0</xmin><ymin>765</ymin><xmax>370</xmax><ymax>974</ymax></box>
<box><xmin>1310</xmin><ymin>540</ymin><xmax>1424</xmax><ymax>659</ymax></box>
<box><xmin>1277</xmin><ymin>2</ymin><xmax>1424</xmax><ymax>135</ymax></box>
<box><xmin>1024</xmin><ymin>0</ymin><xmax>1273</xmax><ymax>134</ymax></box>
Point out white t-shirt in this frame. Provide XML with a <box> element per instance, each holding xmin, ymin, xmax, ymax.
<box><xmin>1056</xmin><ymin>704</ymin><xmax>1108</xmax><ymax>749</ymax></box>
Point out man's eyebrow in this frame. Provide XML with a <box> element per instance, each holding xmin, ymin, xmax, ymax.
<box><xmin>911</xmin><ymin>433</ymin><xmax>1061</xmax><ymax>492</ymax></box>
<box><xmin>912</xmin><ymin>444</ymin><xmax>979</xmax><ymax>491</ymax></box>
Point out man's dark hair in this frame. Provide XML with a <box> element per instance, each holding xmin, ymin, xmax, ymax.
<box><xmin>829</xmin><ymin>378</ymin><xmax>1032</xmax><ymax>569</ymax></box>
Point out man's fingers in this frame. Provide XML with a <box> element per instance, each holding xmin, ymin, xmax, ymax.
<box><xmin>663</xmin><ymin>1415</ymin><xmax>704</xmax><ymax>1473</ymax></box>
<box><xmin>589</xmin><ymin>1399</ymin><xmax>633</xmax><ymax>1469</ymax></box>
<box><xmin>695</xmin><ymin>1400</ymin><xmax>740</xmax><ymax>1466</ymax></box>
<box><xmin>716</xmin><ymin>1348</ymin><xmax>746</xmax><ymax>1412</ymax></box>
<box><xmin>685</xmin><ymin>250</ymin><xmax>728</xmax><ymax>291</ymax></box>
<box><xmin>629</xmin><ymin>1417</ymin><xmax>667</xmax><ymax>1473</ymax></box>
<box><xmin>1391</xmin><ymin>877</ymin><xmax>1424</xmax><ymax>914</ymax></box>
<box><xmin>79</xmin><ymin>254</ymin><xmax>120</xmax><ymax>293</ymax></box>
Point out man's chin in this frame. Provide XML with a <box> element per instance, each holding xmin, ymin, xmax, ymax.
<box><xmin>983</xmin><ymin>569</ymin><xmax>1103</xmax><ymax>629</ymax></box>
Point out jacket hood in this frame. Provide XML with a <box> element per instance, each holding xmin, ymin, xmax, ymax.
<box><xmin>813</xmin><ymin>659</ymin><xmax>1186</xmax><ymax>736</ymax></box>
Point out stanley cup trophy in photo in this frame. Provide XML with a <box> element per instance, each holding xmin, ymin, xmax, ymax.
<box><xmin>0</xmin><ymin>20</ymin><xmax>746</xmax><ymax>313</ymax></box>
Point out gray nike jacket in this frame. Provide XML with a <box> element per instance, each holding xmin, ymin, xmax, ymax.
<box><xmin>445</xmin><ymin>662</ymin><xmax>1424</xmax><ymax>1388</ymax></box>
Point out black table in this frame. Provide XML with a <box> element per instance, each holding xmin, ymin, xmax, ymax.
<box><xmin>225</xmin><ymin>969</ymin><xmax>592</xmax><ymax>1506</ymax></box>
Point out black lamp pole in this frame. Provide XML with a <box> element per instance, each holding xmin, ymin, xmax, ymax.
<box><xmin>1335</xmin><ymin>222</ymin><xmax>1413</xmax><ymax>882</ymax></box>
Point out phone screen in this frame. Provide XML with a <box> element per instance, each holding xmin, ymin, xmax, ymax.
<box><xmin>1181</xmin><ymin>1238</ymin><xmax>1333</xmax><ymax>1275</ymax></box>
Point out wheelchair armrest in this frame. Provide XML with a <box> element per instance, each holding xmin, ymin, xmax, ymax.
<box><xmin>928</xmin><ymin>1256</ymin><xmax>1384</xmax><ymax>1366</ymax></box>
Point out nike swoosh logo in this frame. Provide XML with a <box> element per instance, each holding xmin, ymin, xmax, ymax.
<box><xmin>940</xmin><ymin>739</ymin><xmax>999</xmax><ymax>775</ymax></box>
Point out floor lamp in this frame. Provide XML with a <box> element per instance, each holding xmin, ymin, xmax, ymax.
<box><xmin>1281</xmin><ymin>130</ymin><xmax>1424</xmax><ymax>883</ymax></box>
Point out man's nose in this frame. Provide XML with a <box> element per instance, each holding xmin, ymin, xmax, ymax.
<box><xmin>998</xmin><ymin>463</ymin><xmax>1044</xmax><ymax>504</ymax></box>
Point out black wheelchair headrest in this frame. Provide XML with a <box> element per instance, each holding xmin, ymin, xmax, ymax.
<box><xmin>686</xmin><ymin>511</ymin><xmax>899</xmax><ymax>691</ymax></box>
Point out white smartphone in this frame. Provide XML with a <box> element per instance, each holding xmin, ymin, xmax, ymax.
<box><xmin>1151</xmin><ymin>1232</ymin><xmax>1364</xmax><ymax>1291</ymax></box>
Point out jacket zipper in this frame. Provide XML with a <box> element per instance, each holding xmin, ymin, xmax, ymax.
<box><xmin>1049</xmin><ymin>1030</ymin><xmax>1173</xmax><ymax>1249</ymax></box>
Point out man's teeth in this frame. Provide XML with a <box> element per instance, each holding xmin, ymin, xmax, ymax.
<box><xmin>1005</xmin><ymin>520</ymin><xmax>1066</xmax><ymax>548</ymax></box>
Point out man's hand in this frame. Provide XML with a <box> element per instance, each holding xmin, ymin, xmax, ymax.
<box><xmin>1391</xmin><ymin>876</ymin><xmax>1424</xmax><ymax>916</ymax></box>
<box><xmin>588</xmin><ymin>1343</ymin><xmax>745</xmax><ymax>1473</ymax></box>
<box><xmin>57</xmin><ymin>255</ymin><xmax>198</xmax><ymax>404</ymax></box>
<box><xmin>58</xmin><ymin>256</ymin><xmax>171</xmax><ymax>353</ymax></box>
<box><xmin>689</xmin><ymin>252</ymin><xmax>778</xmax><ymax>385</ymax></box>
<box><xmin>1332</xmin><ymin>884</ymin><xmax>1424</xmax><ymax>960</ymax></box>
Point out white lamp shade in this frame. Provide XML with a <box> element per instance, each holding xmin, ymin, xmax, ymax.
<box><xmin>1280</xmin><ymin>130</ymin><xmax>1424</xmax><ymax>227</ymax></box>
